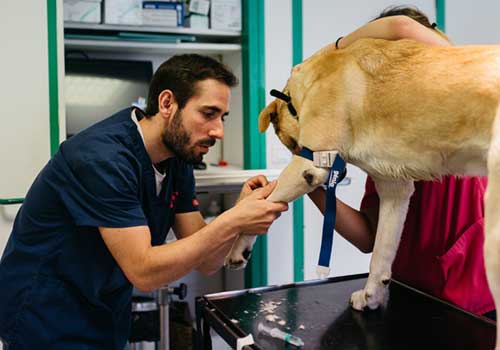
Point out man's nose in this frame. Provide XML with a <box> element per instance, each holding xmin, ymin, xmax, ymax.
<box><xmin>208</xmin><ymin>120</ymin><xmax>224</xmax><ymax>139</ymax></box>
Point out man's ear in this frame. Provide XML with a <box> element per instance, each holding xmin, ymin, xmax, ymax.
<box><xmin>158</xmin><ymin>89</ymin><xmax>177</xmax><ymax>118</ymax></box>
<box><xmin>258</xmin><ymin>100</ymin><xmax>277</xmax><ymax>132</ymax></box>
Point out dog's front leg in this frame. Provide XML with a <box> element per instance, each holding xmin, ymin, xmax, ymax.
<box><xmin>225</xmin><ymin>156</ymin><xmax>329</xmax><ymax>270</ymax></box>
<box><xmin>223</xmin><ymin>186</ymin><xmax>294</xmax><ymax>270</ymax></box>
<box><xmin>350</xmin><ymin>178</ymin><xmax>414</xmax><ymax>310</ymax></box>
<box><xmin>224</xmin><ymin>235</ymin><xmax>257</xmax><ymax>269</ymax></box>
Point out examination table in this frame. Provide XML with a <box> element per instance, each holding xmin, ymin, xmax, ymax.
<box><xmin>195</xmin><ymin>273</ymin><xmax>495</xmax><ymax>349</ymax></box>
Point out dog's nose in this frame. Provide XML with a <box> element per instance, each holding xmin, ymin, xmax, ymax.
<box><xmin>242</xmin><ymin>249</ymin><xmax>252</xmax><ymax>260</ymax></box>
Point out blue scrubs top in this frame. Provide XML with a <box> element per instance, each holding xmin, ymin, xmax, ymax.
<box><xmin>0</xmin><ymin>108</ymin><xmax>198</xmax><ymax>349</ymax></box>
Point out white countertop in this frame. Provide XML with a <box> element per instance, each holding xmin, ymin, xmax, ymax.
<box><xmin>194</xmin><ymin>165</ymin><xmax>282</xmax><ymax>193</ymax></box>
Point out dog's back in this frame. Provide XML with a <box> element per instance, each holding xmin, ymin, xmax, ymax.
<box><xmin>297</xmin><ymin>39</ymin><xmax>500</xmax><ymax>179</ymax></box>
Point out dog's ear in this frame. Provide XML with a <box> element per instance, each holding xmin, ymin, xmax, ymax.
<box><xmin>258</xmin><ymin>100</ymin><xmax>277</xmax><ymax>132</ymax></box>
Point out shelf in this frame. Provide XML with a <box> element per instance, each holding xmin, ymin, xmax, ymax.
<box><xmin>64</xmin><ymin>39</ymin><xmax>241</xmax><ymax>54</ymax></box>
<box><xmin>194</xmin><ymin>167</ymin><xmax>282</xmax><ymax>193</ymax></box>
<box><xmin>64</xmin><ymin>22</ymin><xmax>240</xmax><ymax>38</ymax></box>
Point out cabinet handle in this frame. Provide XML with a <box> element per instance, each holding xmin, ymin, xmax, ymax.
<box><xmin>0</xmin><ymin>198</ymin><xmax>24</xmax><ymax>205</ymax></box>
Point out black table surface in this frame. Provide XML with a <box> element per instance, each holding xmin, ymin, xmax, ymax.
<box><xmin>196</xmin><ymin>274</ymin><xmax>496</xmax><ymax>350</ymax></box>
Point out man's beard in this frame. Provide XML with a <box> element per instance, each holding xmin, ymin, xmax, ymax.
<box><xmin>162</xmin><ymin>109</ymin><xmax>216</xmax><ymax>164</ymax></box>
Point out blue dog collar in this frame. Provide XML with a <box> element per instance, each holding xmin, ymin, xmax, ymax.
<box><xmin>298</xmin><ymin>147</ymin><xmax>346</xmax><ymax>278</ymax></box>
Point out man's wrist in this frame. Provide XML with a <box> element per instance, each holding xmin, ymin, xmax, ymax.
<box><xmin>213</xmin><ymin>210</ymin><xmax>242</xmax><ymax>238</ymax></box>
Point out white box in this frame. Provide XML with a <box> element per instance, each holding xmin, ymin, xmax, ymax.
<box><xmin>104</xmin><ymin>0</ymin><xmax>143</xmax><ymax>25</ymax></box>
<box><xmin>185</xmin><ymin>13</ymin><xmax>209</xmax><ymax>29</ymax></box>
<box><xmin>142</xmin><ymin>1</ymin><xmax>184</xmax><ymax>27</ymax></box>
<box><xmin>189</xmin><ymin>0</ymin><xmax>210</xmax><ymax>16</ymax></box>
<box><xmin>210</xmin><ymin>0</ymin><xmax>241</xmax><ymax>31</ymax></box>
<box><xmin>64</xmin><ymin>0</ymin><xmax>102</xmax><ymax>23</ymax></box>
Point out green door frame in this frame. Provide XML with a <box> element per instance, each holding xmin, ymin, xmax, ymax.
<box><xmin>242</xmin><ymin>0</ymin><xmax>305</xmax><ymax>286</ymax></box>
<box><xmin>436</xmin><ymin>0</ymin><xmax>445</xmax><ymax>32</ymax></box>
<box><xmin>48</xmin><ymin>0</ymin><xmax>60</xmax><ymax>157</ymax></box>
<box><xmin>242</xmin><ymin>0</ymin><xmax>267</xmax><ymax>288</ymax></box>
<box><xmin>292</xmin><ymin>0</ymin><xmax>304</xmax><ymax>283</ymax></box>
<box><xmin>0</xmin><ymin>0</ymin><xmax>59</xmax><ymax>206</ymax></box>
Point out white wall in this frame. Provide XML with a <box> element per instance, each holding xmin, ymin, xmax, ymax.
<box><xmin>264</xmin><ymin>0</ymin><xmax>295</xmax><ymax>285</ymax></box>
<box><xmin>0</xmin><ymin>0</ymin><xmax>65</xmax><ymax>253</ymax></box>
<box><xmin>446</xmin><ymin>1</ymin><xmax>500</xmax><ymax>45</ymax></box>
<box><xmin>301</xmin><ymin>0</ymin><xmax>436</xmax><ymax>280</ymax></box>
<box><xmin>302</xmin><ymin>1</ymin><xmax>436</xmax><ymax>60</ymax></box>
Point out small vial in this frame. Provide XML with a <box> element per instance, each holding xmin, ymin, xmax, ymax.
<box><xmin>258</xmin><ymin>322</ymin><xmax>304</xmax><ymax>347</ymax></box>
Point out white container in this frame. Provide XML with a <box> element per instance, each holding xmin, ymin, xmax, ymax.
<box><xmin>185</xmin><ymin>13</ymin><xmax>209</xmax><ymax>29</ymax></box>
<box><xmin>210</xmin><ymin>0</ymin><xmax>241</xmax><ymax>31</ymax></box>
<box><xmin>104</xmin><ymin>0</ymin><xmax>143</xmax><ymax>25</ymax></box>
<box><xmin>64</xmin><ymin>0</ymin><xmax>102</xmax><ymax>23</ymax></box>
<box><xmin>189</xmin><ymin>0</ymin><xmax>210</xmax><ymax>16</ymax></box>
<box><xmin>142</xmin><ymin>1</ymin><xmax>184</xmax><ymax>27</ymax></box>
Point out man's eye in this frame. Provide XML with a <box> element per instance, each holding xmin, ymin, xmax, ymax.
<box><xmin>221</xmin><ymin>116</ymin><xmax>226</xmax><ymax>122</ymax></box>
<box><xmin>204</xmin><ymin>112</ymin><xmax>215</xmax><ymax>118</ymax></box>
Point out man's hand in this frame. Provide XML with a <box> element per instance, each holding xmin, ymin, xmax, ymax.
<box><xmin>237</xmin><ymin>175</ymin><xmax>269</xmax><ymax>203</ymax></box>
<box><xmin>228</xmin><ymin>180</ymin><xmax>288</xmax><ymax>235</ymax></box>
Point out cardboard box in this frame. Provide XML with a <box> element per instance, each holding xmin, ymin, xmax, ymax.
<box><xmin>104</xmin><ymin>0</ymin><xmax>143</xmax><ymax>25</ymax></box>
<box><xmin>64</xmin><ymin>0</ymin><xmax>102</xmax><ymax>23</ymax></box>
<box><xmin>142</xmin><ymin>1</ymin><xmax>184</xmax><ymax>27</ymax></box>
<box><xmin>210</xmin><ymin>0</ymin><xmax>241</xmax><ymax>31</ymax></box>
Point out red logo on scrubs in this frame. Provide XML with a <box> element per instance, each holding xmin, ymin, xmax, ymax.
<box><xmin>192</xmin><ymin>199</ymin><xmax>199</xmax><ymax>207</ymax></box>
<box><xmin>170</xmin><ymin>192</ymin><xmax>179</xmax><ymax>208</ymax></box>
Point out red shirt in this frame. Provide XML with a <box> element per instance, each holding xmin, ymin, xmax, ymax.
<box><xmin>361</xmin><ymin>176</ymin><xmax>494</xmax><ymax>315</ymax></box>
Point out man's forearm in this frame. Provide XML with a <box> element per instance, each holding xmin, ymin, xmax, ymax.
<box><xmin>339</xmin><ymin>15</ymin><xmax>450</xmax><ymax>49</ymax></box>
<box><xmin>195</xmin><ymin>238</ymin><xmax>235</xmax><ymax>275</ymax></box>
<box><xmin>138</xmin><ymin>215</ymin><xmax>239</xmax><ymax>291</ymax></box>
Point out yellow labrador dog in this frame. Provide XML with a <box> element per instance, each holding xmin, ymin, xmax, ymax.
<box><xmin>225</xmin><ymin>37</ymin><xmax>500</xmax><ymax>346</ymax></box>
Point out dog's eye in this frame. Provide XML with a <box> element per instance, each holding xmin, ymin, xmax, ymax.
<box><xmin>270</xmin><ymin>112</ymin><xmax>278</xmax><ymax>123</ymax></box>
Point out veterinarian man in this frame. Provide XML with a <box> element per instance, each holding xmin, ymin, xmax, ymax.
<box><xmin>0</xmin><ymin>54</ymin><xmax>288</xmax><ymax>349</ymax></box>
<box><xmin>306</xmin><ymin>7</ymin><xmax>495</xmax><ymax>319</ymax></box>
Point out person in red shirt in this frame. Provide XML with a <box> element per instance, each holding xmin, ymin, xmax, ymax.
<box><xmin>306</xmin><ymin>6</ymin><xmax>495</xmax><ymax>319</ymax></box>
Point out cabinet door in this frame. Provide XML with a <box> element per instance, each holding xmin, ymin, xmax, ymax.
<box><xmin>0</xmin><ymin>0</ymin><xmax>64</xmax><ymax>201</ymax></box>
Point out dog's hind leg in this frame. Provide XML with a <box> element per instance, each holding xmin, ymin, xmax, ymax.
<box><xmin>485</xmin><ymin>111</ymin><xmax>500</xmax><ymax>350</ymax></box>
<box><xmin>350</xmin><ymin>178</ymin><xmax>414</xmax><ymax>310</ymax></box>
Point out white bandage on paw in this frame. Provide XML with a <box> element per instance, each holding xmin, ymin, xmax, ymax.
<box><xmin>316</xmin><ymin>265</ymin><xmax>330</xmax><ymax>279</ymax></box>
<box><xmin>236</xmin><ymin>334</ymin><xmax>254</xmax><ymax>350</ymax></box>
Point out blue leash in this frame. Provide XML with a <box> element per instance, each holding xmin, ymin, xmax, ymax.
<box><xmin>299</xmin><ymin>147</ymin><xmax>346</xmax><ymax>278</ymax></box>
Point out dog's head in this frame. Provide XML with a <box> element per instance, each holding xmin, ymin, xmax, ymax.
<box><xmin>259</xmin><ymin>73</ymin><xmax>332</xmax><ymax>202</ymax></box>
<box><xmin>258</xmin><ymin>46</ymin><xmax>347</xmax><ymax>154</ymax></box>
<box><xmin>257</xmin><ymin>45</ymin><xmax>362</xmax><ymax>202</ymax></box>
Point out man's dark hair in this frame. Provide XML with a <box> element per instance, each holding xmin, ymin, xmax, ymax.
<box><xmin>145</xmin><ymin>54</ymin><xmax>238</xmax><ymax>117</ymax></box>
<box><xmin>376</xmin><ymin>6</ymin><xmax>434</xmax><ymax>29</ymax></box>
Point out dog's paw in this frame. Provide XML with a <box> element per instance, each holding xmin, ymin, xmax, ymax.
<box><xmin>349</xmin><ymin>285</ymin><xmax>387</xmax><ymax>311</ymax></box>
<box><xmin>224</xmin><ymin>249</ymin><xmax>252</xmax><ymax>270</ymax></box>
